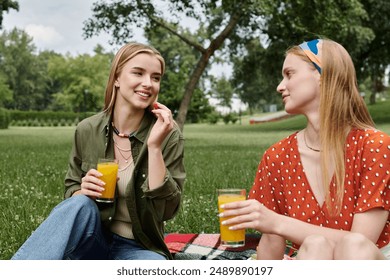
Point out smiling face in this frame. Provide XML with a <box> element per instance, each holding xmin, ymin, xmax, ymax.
<box><xmin>276</xmin><ymin>53</ymin><xmax>321</xmax><ymax>115</ymax></box>
<box><xmin>114</xmin><ymin>53</ymin><xmax>162</xmax><ymax>111</ymax></box>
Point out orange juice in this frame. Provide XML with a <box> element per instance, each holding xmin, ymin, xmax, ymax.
<box><xmin>217</xmin><ymin>189</ymin><xmax>246</xmax><ymax>247</ymax></box>
<box><xmin>96</xmin><ymin>161</ymin><xmax>118</xmax><ymax>203</ymax></box>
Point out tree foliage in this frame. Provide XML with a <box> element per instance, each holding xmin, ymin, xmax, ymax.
<box><xmin>145</xmin><ymin>22</ymin><xmax>214</xmax><ymax>122</ymax></box>
<box><xmin>209</xmin><ymin>74</ymin><xmax>234</xmax><ymax>111</ymax></box>
<box><xmin>0</xmin><ymin>28</ymin><xmax>113</xmax><ymax>112</ymax></box>
<box><xmin>237</xmin><ymin>0</ymin><xmax>375</xmax><ymax>109</ymax></box>
<box><xmin>0</xmin><ymin>26</ymin><xmax>213</xmax><ymax>120</ymax></box>
<box><xmin>231</xmin><ymin>39</ymin><xmax>273</xmax><ymax>113</ymax></box>
<box><xmin>84</xmin><ymin>0</ymin><xmax>274</xmax><ymax>130</ymax></box>
<box><xmin>0</xmin><ymin>71</ymin><xmax>12</xmax><ymax>106</ymax></box>
<box><xmin>0</xmin><ymin>28</ymin><xmax>46</xmax><ymax>110</ymax></box>
<box><xmin>47</xmin><ymin>49</ymin><xmax>112</xmax><ymax>112</ymax></box>
<box><xmin>84</xmin><ymin>0</ymin><xmax>390</xmax><ymax>128</ymax></box>
<box><xmin>1</xmin><ymin>0</ymin><xmax>389</xmax><ymax>121</ymax></box>
<box><xmin>356</xmin><ymin>0</ymin><xmax>390</xmax><ymax>103</ymax></box>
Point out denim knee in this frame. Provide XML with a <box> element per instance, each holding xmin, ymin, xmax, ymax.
<box><xmin>52</xmin><ymin>195</ymin><xmax>99</xmax><ymax>220</ymax></box>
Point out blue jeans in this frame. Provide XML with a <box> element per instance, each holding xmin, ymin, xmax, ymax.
<box><xmin>11</xmin><ymin>195</ymin><xmax>166</xmax><ymax>260</ymax></box>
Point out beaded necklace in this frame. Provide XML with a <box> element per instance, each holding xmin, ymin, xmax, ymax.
<box><xmin>111</xmin><ymin>122</ymin><xmax>134</xmax><ymax>138</ymax></box>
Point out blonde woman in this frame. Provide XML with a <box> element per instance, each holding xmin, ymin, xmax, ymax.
<box><xmin>12</xmin><ymin>42</ymin><xmax>185</xmax><ymax>260</ymax></box>
<box><xmin>221</xmin><ymin>39</ymin><xmax>390</xmax><ymax>260</ymax></box>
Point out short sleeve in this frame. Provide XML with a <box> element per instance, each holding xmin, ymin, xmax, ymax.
<box><xmin>354</xmin><ymin>130</ymin><xmax>390</xmax><ymax>213</ymax></box>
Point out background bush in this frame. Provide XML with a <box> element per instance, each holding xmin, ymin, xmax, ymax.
<box><xmin>9</xmin><ymin>110</ymin><xmax>95</xmax><ymax>127</ymax></box>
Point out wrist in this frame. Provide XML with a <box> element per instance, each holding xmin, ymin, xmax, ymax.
<box><xmin>273</xmin><ymin>213</ymin><xmax>285</xmax><ymax>236</ymax></box>
<box><xmin>148</xmin><ymin>145</ymin><xmax>162</xmax><ymax>153</ymax></box>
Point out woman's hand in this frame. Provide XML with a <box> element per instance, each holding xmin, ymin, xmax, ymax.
<box><xmin>78</xmin><ymin>169</ymin><xmax>105</xmax><ymax>199</ymax></box>
<box><xmin>219</xmin><ymin>199</ymin><xmax>280</xmax><ymax>234</ymax></box>
<box><xmin>148</xmin><ymin>102</ymin><xmax>174</xmax><ymax>149</ymax></box>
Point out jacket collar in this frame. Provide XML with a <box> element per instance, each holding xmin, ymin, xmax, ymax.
<box><xmin>100</xmin><ymin>109</ymin><xmax>156</xmax><ymax>143</ymax></box>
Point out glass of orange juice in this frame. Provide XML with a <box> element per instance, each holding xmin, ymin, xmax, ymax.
<box><xmin>95</xmin><ymin>158</ymin><xmax>119</xmax><ymax>203</ymax></box>
<box><xmin>217</xmin><ymin>188</ymin><xmax>246</xmax><ymax>247</ymax></box>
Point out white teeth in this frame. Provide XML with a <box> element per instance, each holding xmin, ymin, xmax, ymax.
<box><xmin>137</xmin><ymin>92</ymin><xmax>150</xmax><ymax>97</ymax></box>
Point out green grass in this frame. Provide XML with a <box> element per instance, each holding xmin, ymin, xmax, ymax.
<box><xmin>0</xmin><ymin>127</ymin><xmax>73</xmax><ymax>259</ymax></box>
<box><xmin>1</xmin><ymin>100</ymin><xmax>390</xmax><ymax>259</ymax></box>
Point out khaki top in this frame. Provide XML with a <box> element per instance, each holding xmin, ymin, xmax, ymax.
<box><xmin>64</xmin><ymin>110</ymin><xmax>186</xmax><ymax>259</ymax></box>
<box><xmin>109</xmin><ymin>161</ymin><xmax>135</xmax><ymax>239</ymax></box>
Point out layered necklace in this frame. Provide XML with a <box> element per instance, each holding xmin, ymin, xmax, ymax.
<box><xmin>113</xmin><ymin>138</ymin><xmax>132</xmax><ymax>163</ymax></box>
<box><xmin>303</xmin><ymin>129</ymin><xmax>321</xmax><ymax>152</ymax></box>
<box><xmin>111</xmin><ymin>122</ymin><xmax>134</xmax><ymax>169</ymax></box>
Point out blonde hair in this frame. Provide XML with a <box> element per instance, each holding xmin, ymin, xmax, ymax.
<box><xmin>287</xmin><ymin>39</ymin><xmax>375</xmax><ymax>215</ymax></box>
<box><xmin>103</xmin><ymin>42</ymin><xmax>165</xmax><ymax>115</ymax></box>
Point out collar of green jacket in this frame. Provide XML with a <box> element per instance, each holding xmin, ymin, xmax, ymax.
<box><xmin>99</xmin><ymin>109</ymin><xmax>156</xmax><ymax>144</ymax></box>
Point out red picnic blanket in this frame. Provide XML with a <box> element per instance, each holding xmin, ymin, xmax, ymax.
<box><xmin>164</xmin><ymin>233</ymin><xmax>260</xmax><ymax>260</ymax></box>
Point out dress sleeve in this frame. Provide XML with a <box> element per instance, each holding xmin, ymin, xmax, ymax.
<box><xmin>355</xmin><ymin>131</ymin><xmax>390</xmax><ymax>213</ymax></box>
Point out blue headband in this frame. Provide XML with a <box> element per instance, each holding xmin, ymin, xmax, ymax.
<box><xmin>299</xmin><ymin>39</ymin><xmax>323</xmax><ymax>74</ymax></box>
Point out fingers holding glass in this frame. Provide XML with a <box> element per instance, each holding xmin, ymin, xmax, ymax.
<box><xmin>217</xmin><ymin>189</ymin><xmax>246</xmax><ymax>248</ymax></box>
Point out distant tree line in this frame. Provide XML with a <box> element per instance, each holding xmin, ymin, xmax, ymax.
<box><xmin>0</xmin><ymin>28</ymin><xmax>216</xmax><ymax>123</ymax></box>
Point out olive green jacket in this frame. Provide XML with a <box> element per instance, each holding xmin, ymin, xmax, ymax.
<box><xmin>64</xmin><ymin>110</ymin><xmax>185</xmax><ymax>259</ymax></box>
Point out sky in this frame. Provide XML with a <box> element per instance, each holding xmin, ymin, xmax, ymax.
<box><xmin>2</xmin><ymin>0</ymin><xmax>145</xmax><ymax>55</ymax></box>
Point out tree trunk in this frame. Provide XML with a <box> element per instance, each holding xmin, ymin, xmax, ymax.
<box><xmin>176</xmin><ymin>52</ymin><xmax>211</xmax><ymax>131</ymax></box>
<box><xmin>175</xmin><ymin>12</ymin><xmax>242</xmax><ymax>131</ymax></box>
<box><xmin>369</xmin><ymin>91</ymin><xmax>376</xmax><ymax>105</ymax></box>
<box><xmin>370</xmin><ymin>74</ymin><xmax>384</xmax><ymax>105</ymax></box>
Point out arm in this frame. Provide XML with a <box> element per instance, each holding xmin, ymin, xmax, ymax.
<box><xmin>276</xmin><ymin>208</ymin><xmax>388</xmax><ymax>245</ymax></box>
<box><xmin>64</xmin><ymin>123</ymin><xmax>105</xmax><ymax>199</ymax></box>
<box><xmin>147</xmin><ymin>102</ymin><xmax>175</xmax><ymax>190</ymax></box>
<box><xmin>144</xmin><ymin>103</ymin><xmax>185</xmax><ymax>221</ymax></box>
<box><xmin>145</xmin><ymin>130</ymin><xmax>185</xmax><ymax>221</ymax></box>
<box><xmin>222</xmin><ymin>200</ymin><xmax>388</xmax><ymax>246</ymax></box>
<box><xmin>350</xmin><ymin>208</ymin><xmax>389</xmax><ymax>244</ymax></box>
<box><xmin>257</xmin><ymin>234</ymin><xmax>286</xmax><ymax>260</ymax></box>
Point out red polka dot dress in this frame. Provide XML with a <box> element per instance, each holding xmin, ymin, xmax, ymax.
<box><xmin>249</xmin><ymin>129</ymin><xmax>390</xmax><ymax>251</ymax></box>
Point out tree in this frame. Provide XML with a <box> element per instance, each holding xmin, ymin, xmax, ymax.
<box><xmin>0</xmin><ymin>72</ymin><xmax>12</xmax><ymax>106</ymax></box>
<box><xmin>231</xmin><ymin>39</ymin><xmax>276</xmax><ymax>113</ymax></box>
<box><xmin>145</xmin><ymin>24</ymin><xmax>214</xmax><ymax>122</ymax></box>
<box><xmin>36</xmin><ymin>50</ymin><xmax>64</xmax><ymax>110</ymax></box>
<box><xmin>229</xmin><ymin>0</ymin><xmax>377</xmax><ymax>112</ymax></box>
<box><xmin>356</xmin><ymin>0</ymin><xmax>390</xmax><ymax>104</ymax></box>
<box><xmin>83</xmin><ymin>0</ymin><xmax>273</xmax><ymax>130</ymax></box>
<box><xmin>0</xmin><ymin>0</ymin><xmax>18</xmax><ymax>28</ymax></box>
<box><xmin>0</xmin><ymin>28</ymin><xmax>47</xmax><ymax>110</ymax></box>
<box><xmin>48</xmin><ymin>49</ymin><xmax>112</xmax><ymax>112</ymax></box>
<box><xmin>209</xmin><ymin>74</ymin><xmax>234</xmax><ymax>111</ymax></box>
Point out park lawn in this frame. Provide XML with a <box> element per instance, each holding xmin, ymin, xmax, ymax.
<box><xmin>0</xmin><ymin>124</ymin><xmax>293</xmax><ymax>259</ymax></box>
<box><xmin>1</xmin><ymin>107</ymin><xmax>389</xmax><ymax>259</ymax></box>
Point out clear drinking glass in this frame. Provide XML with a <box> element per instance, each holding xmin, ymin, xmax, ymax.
<box><xmin>217</xmin><ymin>188</ymin><xmax>246</xmax><ymax>247</ymax></box>
<box><xmin>95</xmin><ymin>159</ymin><xmax>118</xmax><ymax>203</ymax></box>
